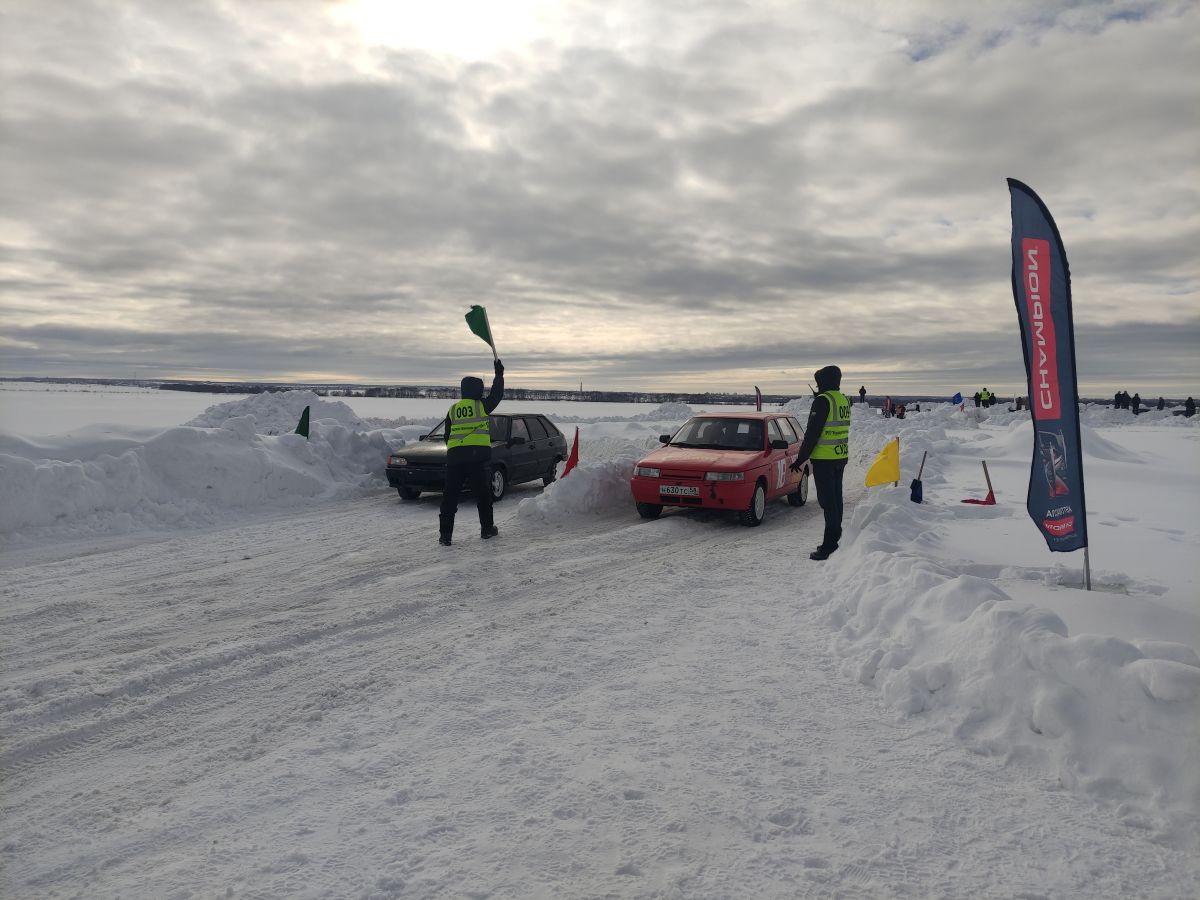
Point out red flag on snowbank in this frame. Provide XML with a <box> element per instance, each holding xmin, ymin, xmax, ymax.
<box><xmin>755</xmin><ymin>386</ymin><xmax>762</xmax><ymax>411</ymax></box>
<box><xmin>561</xmin><ymin>427</ymin><xmax>580</xmax><ymax>477</ymax></box>
<box><xmin>961</xmin><ymin>461</ymin><xmax>996</xmax><ymax>505</ymax></box>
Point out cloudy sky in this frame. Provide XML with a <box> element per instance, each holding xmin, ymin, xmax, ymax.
<box><xmin>1</xmin><ymin>0</ymin><xmax>1197</xmax><ymax>395</ymax></box>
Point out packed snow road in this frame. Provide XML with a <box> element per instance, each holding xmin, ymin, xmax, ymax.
<box><xmin>3</xmin><ymin>484</ymin><xmax>1193</xmax><ymax>899</ymax></box>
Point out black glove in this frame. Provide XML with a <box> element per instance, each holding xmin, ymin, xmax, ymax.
<box><xmin>494</xmin><ymin>359</ymin><xmax>504</xmax><ymax>376</ymax></box>
<box><xmin>790</xmin><ymin>458</ymin><xmax>806</xmax><ymax>473</ymax></box>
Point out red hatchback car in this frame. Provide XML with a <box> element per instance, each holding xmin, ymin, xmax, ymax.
<box><xmin>630</xmin><ymin>412</ymin><xmax>810</xmax><ymax>526</ymax></box>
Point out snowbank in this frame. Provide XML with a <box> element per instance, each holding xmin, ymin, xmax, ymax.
<box><xmin>516</xmin><ymin>435</ymin><xmax>658</xmax><ymax>525</ymax></box>
<box><xmin>816</xmin><ymin>402</ymin><xmax>1200</xmax><ymax>845</ymax></box>
<box><xmin>185</xmin><ymin>390</ymin><xmax>364</xmax><ymax>433</ymax></box>
<box><xmin>0</xmin><ymin>394</ymin><xmax>401</xmax><ymax>546</ymax></box>
<box><xmin>823</xmin><ymin>489</ymin><xmax>1199</xmax><ymax>843</ymax></box>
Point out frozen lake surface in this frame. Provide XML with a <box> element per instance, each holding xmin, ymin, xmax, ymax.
<box><xmin>0</xmin><ymin>383</ymin><xmax>756</xmax><ymax>436</ymax></box>
<box><xmin>1</xmin><ymin>384</ymin><xmax>1197</xmax><ymax>897</ymax></box>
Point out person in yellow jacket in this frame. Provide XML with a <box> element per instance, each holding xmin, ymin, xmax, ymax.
<box><xmin>789</xmin><ymin>365</ymin><xmax>850</xmax><ymax>560</ymax></box>
<box><xmin>439</xmin><ymin>359</ymin><xmax>504</xmax><ymax>546</ymax></box>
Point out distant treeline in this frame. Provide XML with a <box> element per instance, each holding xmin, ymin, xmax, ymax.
<box><xmin>156</xmin><ymin>381</ymin><xmax>789</xmax><ymax>405</ymax></box>
<box><xmin>2</xmin><ymin>377</ymin><xmax>1170</xmax><ymax>406</ymax></box>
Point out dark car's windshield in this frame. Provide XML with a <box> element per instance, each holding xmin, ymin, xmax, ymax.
<box><xmin>670</xmin><ymin>417</ymin><xmax>765</xmax><ymax>451</ymax></box>
<box><xmin>423</xmin><ymin>415</ymin><xmax>508</xmax><ymax>442</ymax></box>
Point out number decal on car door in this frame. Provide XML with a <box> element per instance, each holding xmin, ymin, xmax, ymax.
<box><xmin>775</xmin><ymin>458</ymin><xmax>787</xmax><ymax>489</ymax></box>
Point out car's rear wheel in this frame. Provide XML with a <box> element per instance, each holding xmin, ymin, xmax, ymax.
<box><xmin>543</xmin><ymin>457</ymin><xmax>562</xmax><ymax>487</ymax></box>
<box><xmin>739</xmin><ymin>480</ymin><xmax>767</xmax><ymax>526</ymax></box>
<box><xmin>636</xmin><ymin>502</ymin><xmax>663</xmax><ymax>520</ymax></box>
<box><xmin>489</xmin><ymin>465</ymin><xmax>508</xmax><ymax>502</ymax></box>
<box><xmin>786</xmin><ymin>471</ymin><xmax>808</xmax><ymax>507</ymax></box>
<box><xmin>398</xmin><ymin>485</ymin><xmax>421</xmax><ymax>501</ymax></box>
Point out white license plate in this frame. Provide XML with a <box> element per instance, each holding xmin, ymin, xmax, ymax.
<box><xmin>660</xmin><ymin>484</ymin><xmax>700</xmax><ymax>497</ymax></box>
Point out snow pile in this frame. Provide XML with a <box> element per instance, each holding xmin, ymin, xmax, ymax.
<box><xmin>0</xmin><ymin>394</ymin><xmax>401</xmax><ymax>545</ymax></box>
<box><xmin>816</xmin><ymin>405</ymin><xmax>1200</xmax><ymax>845</ymax></box>
<box><xmin>633</xmin><ymin>401</ymin><xmax>694</xmax><ymax>421</ymax></box>
<box><xmin>781</xmin><ymin>396</ymin><xmax>813</xmax><ymax>417</ymax></box>
<box><xmin>185</xmin><ymin>390</ymin><xmax>364</xmax><ymax>433</ymax></box>
<box><xmin>552</xmin><ymin>401</ymin><xmax>697</xmax><ymax>425</ymax></box>
<box><xmin>360</xmin><ymin>414</ymin><xmax>445</xmax><ymax>431</ymax></box>
<box><xmin>516</xmin><ymin>435</ymin><xmax>656</xmax><ymax>525</ymax></box>
<box><xmin>1079</xmin><ymin>404</ymin><xmax>1188</xmax><ymax>428</ymax></box>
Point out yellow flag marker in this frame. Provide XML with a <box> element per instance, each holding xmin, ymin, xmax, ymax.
<box><xmin>865</xmin><ymin>437</ymin><xmax>901</xmax><ymax>487</ymax></box>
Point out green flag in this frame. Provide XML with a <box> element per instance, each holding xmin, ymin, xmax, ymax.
<box><xmin>295</xmin><ymin>405</ymin><xmax>310</xmax><ymax>439</ymax></box>
<box><xmin>465</xmin><ymin>305</ymin><xmax>497</xmax><ymax>357</ymax></box>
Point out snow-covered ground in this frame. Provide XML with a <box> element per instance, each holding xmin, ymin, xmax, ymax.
<box><xmin>1</xmin><ymin>389</ymin><xmax>1197</xmax><ymax>898</ymax></box>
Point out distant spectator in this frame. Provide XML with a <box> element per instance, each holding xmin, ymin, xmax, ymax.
<box><xmin>894</xmin><ymin>403</ymin><xmax>906</xmax><ymax>419</ymax></box>
<box><xmin>1132</xmin><ymin>393</ymin><xmax>1141</xmax><ymax>415</ymax></box>
<box><xmin>973</xmin><ymin>391</ymin><xmax>981</xmax><ymax>408</ymax></box>
<box><xmin>883</xmin><ymin>396</ymin><xmax>892</xmax><ymax>418</ymax></box>
<box><xmin>1185</xmin><ymin>397</ymin><xmax>1195</xmax><ymax>418</ymax></box>
<box><xmin>913</xmin><ymin>402</ymin><xmax>920</xmax><ymax>412</ymax></box>
<box><xmin>1157</xmin><ymin>397</ymin><xmax>1165</xmax><ymax>411</ymax></box>
<box><xmin>859</xmin><ymin>385</ymin><xmax>867</xmax><ymax>405</ymax></box>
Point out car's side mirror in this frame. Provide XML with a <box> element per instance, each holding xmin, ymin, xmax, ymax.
<box><xmin>509</xmin><ymin>435</ymin><xmax>527</xmax><ymax>446</ymax></box>
<box><xmin>658</xmin><ymin>434</ymin><xmax>671</xmax><ymax>443</ymax></box>
<box><xmin>770</xmin><ymin>439</ymin><xmax>789</xmax><ymax>450</ymax></box>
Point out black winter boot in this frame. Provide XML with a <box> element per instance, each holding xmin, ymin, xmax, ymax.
<box><xmin>481</xmin><ymin>525</ymin><xmax>499</xmax><ymax>539</ymax></box>
<box><xmin>810</xmin><ymin>545</ymin><xmax>837</xmax><ymax>561</ymax></box>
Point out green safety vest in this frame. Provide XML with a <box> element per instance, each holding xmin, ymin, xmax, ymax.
<box><xmin>980</xmin><ymin>389</ymin><xmax>991</xmax><ymax>402</ymax></box>
<box><xmin>810</xmin><ymin>389</ymin><xmax>850</xmax><ymax>460</ymax></box>
<box><xmin>446</xmin><ymin>399</ymin><xmax>491</xmax><ymax>449</ymax></box>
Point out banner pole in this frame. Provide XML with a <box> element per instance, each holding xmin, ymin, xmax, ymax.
<box><xmin>895</xmin><ymin>435</ymin><xmax>900</xmax><ymax>487</ymax></box>
<box><xmin>1083</xmin><ymin>546</ymin><xmax>1092</xmax><ymax>591</ymax></box>
<box><xmin>481</xmin><ymin>307</ymin><xmax>499</xmax><ymax>361</ymax></box>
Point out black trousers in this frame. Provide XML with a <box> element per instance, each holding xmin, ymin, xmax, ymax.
<box><xmin>439</xmin><ymin>458</ymin><xmax>494</xmax><ymax>538</ymax></box>
<box><xmin>811</xmin><ymin>459</ymin><xmax>846</xmax><ymax>550</ymax></box>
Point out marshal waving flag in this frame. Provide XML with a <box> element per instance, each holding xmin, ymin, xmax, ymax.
<box><xmin>1008</xmin><ymin>179</ymin><xmax>1088</xmax><ymax>561</ymax></box>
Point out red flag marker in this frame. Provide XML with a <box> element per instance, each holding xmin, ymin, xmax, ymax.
<box><xmin>561</xmin><ymin>427</ymin><xmax>580</xmax><ymax>478</ymax></box>
<box><xmin>961</xmin><ymin>460</ymin><xmax>997</xmax><ymax>505</ymax></box>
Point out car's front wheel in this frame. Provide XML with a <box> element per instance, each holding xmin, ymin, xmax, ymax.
<box><xmin>398</xmin><ymin>485</ymin><xmax>421</xmax><ymax>501</ymax></box>
<box><xmin>738</xmin><ymin>480</ymin><xmax>767</xmax><ymax>526</ymax></box>
<box><xmin>489</xmin><ymin>465</ymin><xmax>508</xmax><ymax>502</ymax></box>
<box><xmin>786</xmin><ymin>471</ymin><xmax>808</xmax><ymax>507</ymax></box>
<box><xmin>543</xmin><ymin>457</ymin><xmax>562</xmax><ymax>487</ymax></box>
<box><xmin>636</xmin><ymin>502</ymin><xmax>663</xmax><ymax>520</ymax></box>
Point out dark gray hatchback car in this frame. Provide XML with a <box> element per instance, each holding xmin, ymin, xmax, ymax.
<box><xmin>385</xmin><ymin>413</ymin><xmax>568</xmax><ymax>502</ymax></box>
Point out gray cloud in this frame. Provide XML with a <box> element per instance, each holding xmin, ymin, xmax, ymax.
<box><xmin>1</xmin><ymin>0</ymin><xmax>1197</xmax><ymax>394</ymax></box>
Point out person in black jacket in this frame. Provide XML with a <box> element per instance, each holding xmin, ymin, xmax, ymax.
<box><xmin>1132</xmin><ymin>393</ymin><xmax>1141</xmax><ymax>415</ymax></box>
<box><xmin>790</xmin><ymin>365</ymin><xmax>850</xmax><ymax>560</ymax></box>
<box><xmin>1186</xmin><ymin>397</ymin><xmax>1196</xmax><ymax>418</ymax></box>
<box><xmin>439</xmin><ymin>359</ymin><xmax>504</xmax><ymax>546</ymax></box>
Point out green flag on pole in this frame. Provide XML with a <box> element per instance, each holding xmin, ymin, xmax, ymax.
<box><xmin>295</xmin><ymin>405</ymin><xmax>310</xmax><ymax>439</ymax></box>
<box><xmin>465</xmin><ymin>305</ymin><xmax>497</xmax><ymax>358</ymax></box>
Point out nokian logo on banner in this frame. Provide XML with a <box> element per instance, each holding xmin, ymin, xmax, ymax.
<box><xmin>1023</xmin><ymin>238</ymin><xmax>1061</xmax><ymax>421</ymax></box>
